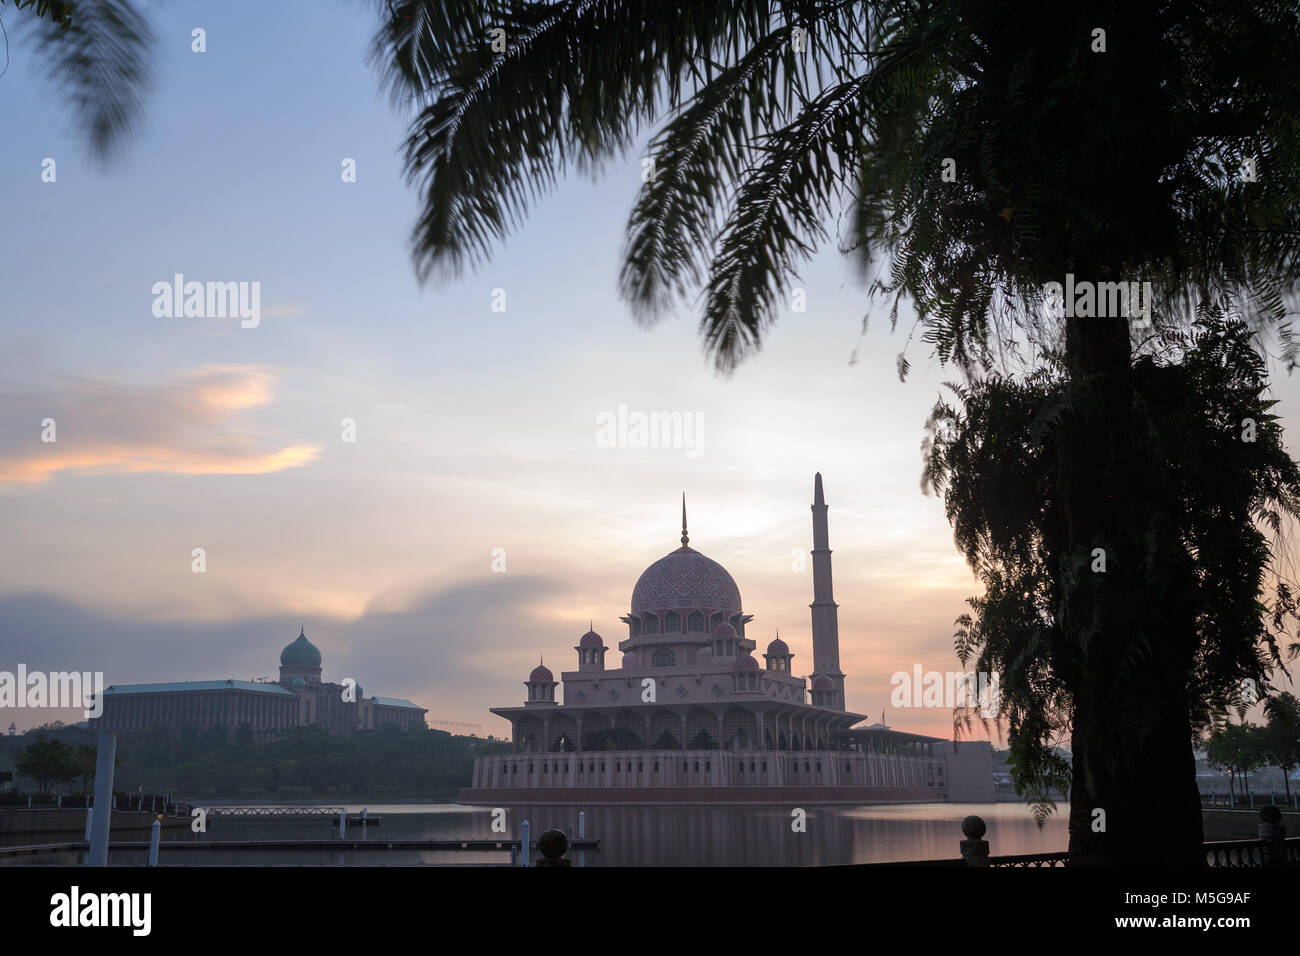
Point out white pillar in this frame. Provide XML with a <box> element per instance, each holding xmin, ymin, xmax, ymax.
<box><xmin>88</xmin><ymin>731</ymin><xmax>117</xmax><ymax>867</ymax></box>
<box><xmin>148</xmin><ymin>817</ymin><xmax>161</xmax><ymax>866</ymax></box>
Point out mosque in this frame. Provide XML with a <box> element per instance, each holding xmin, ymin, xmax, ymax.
<box><xmin>91</xmin><ymin>630</ymin><xmax>427</xmax><ymax>740</ymax></box>
<box><xmin>459</xmin><ymin>475</ymin><xmax>993</xmax><ymax>805</ymax></box>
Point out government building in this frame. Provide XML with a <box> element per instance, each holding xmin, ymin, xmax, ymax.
<box><xmin>459</xmin><ymin>475</ymin><xmax>993</xmax><ymax>805</ymax></box>
<box><xmin>90</xmin><ymin>630</ymin><xmax>427</xmax><ymax>740</ymax></box>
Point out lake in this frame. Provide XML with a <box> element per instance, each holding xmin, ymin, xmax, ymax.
<box><xmin>4</xmin><ymin>801</ymin><xmax>1069</xmax><ymax>866</ymax></box>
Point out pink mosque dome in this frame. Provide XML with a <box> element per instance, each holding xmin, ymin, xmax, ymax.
<box><xmin>810</xmin><ymin>674</ymin><xmax>834</xmax><ymax>691</ymax></box>
<box><xmin>733</xmin><ymin>654</ymin><xmax>759</xmax><ymax>672</ymax></box>
<box><xmin>711</xmin><ymin>621</ymin><xmax>737</xmax><ymax>639</ymax></box>
<box><xmin>630</xmin><ymin>498</ymin><xmax>741</xmax><ymax>615</ymax></box>
<box><xmin>529</xmin><ymin>663</ymin><xmax>554</xmax><ymax>683</ymax></box>
<box><xmin>766</xmin><ymin>636</ymin><xmax>789</xmax><ymax>656</ymax></box>
<box><xmin>579</xmin><ymin>629</ymin><xmax>604</xmax><ymax>648</ymax></box>
<box><xmin>631</xmin><ymin>548</ymin><xmax>742</xmax><ymax>614</ymax></box>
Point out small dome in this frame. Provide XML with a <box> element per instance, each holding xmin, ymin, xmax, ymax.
<box><xmin>712</xmin><ymin>621</ymin><xmax>737</xmax><ymax>639</ymax></box>
<box><xmin>766</xmin><ymin>637</ymin><xmax>789</xmax><ymax>656</ymax></box>
<box><xmin>280</xmin><ymin>629</ymin><xmax>321</xmax><ymax>668</ymax></box>
<box><xmin>579</xmin><ymin>629</ymin><xmax>604</xmax><ymax>648</ymax></box>
<box><xmin>811</xmin><ymin>674</ymin><xmax>834</xmax><ymax>691</ymax></box>
<box><xmin>622</xmin><ymin>651</ymin><xmax>640</xmax><ymax>668</ymax></box>
<box><xmin>529</xmin><ymin>663</ymin><xmax>554</xmax><ymax>683</ymax></box>
<box><xmin>290</xmin><ymin>676</ymin><xmax>306</xmax><ymax>688</ymax></box>
<box><xmin>733</xmin><ymin>654</ymin><xmax>759</xmax><ymax>672</ymax></box>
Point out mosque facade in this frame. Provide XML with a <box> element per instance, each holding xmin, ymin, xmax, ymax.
<box><xmin>459</xmin><ymin>475</ymin><xmax>994</xmax><ymax>805</ymax></box>
<box><xmin>91</xmin><ymin>630</ymin><xmax>427</xmax><ymax>740</ymax></box>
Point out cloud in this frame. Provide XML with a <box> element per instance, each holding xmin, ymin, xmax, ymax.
<box><xmin>261</xmin><ymin>304</ymin><xmax>306</xmax><ymax>318</ymax></box>
<box><xmin>0</xmin><ymin>365</ymin><xmax>319</xmax><ymax>485</ymax></box>
<box><xmin>0</xmin><ymin>574</ymin><xmax>567</xmax><ymax>734</ymax></box>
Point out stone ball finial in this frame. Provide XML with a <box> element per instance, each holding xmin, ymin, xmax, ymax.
<box><xmin>538</xmin><ymin>828</ymin><xmax>568</xmax><ymax>860</ymax></box>
<box><xmin>961</xmin><ymin>815</ymin><xmax>987</xmax><ymax>840</ymax></box>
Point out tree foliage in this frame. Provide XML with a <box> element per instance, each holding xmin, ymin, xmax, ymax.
<box><xmin>923</xmin><ymin>318</ymin><xmax>1300</xmax><ymax>818</ymax></box>
<box><xmin>370</xmin><ymin>0</ymin><xmax>1300</xmax><ymax>372</ymax></box>
<box><xmin>3</xmin><ymin>0</ymin><xmax>155</xmax><ymax>161</ymax></box>
<box><xmin>15</xmin><ymin>734</ymin><xmax>78</xmax><ymax>795</ymax></box>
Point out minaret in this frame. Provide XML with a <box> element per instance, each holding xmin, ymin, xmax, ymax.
<box><xmin>809</xmin><ymin>473</ymin><xmax>846</xmax><ymax>709</ymax></box>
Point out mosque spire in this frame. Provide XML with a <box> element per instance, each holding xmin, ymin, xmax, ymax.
<box><xmin>680</xmin><ymin>493</ymin><xmax>689</xmax><ymax>548</ymax></box>
<box><xmin>810</xmin><ymin>473</ymin><xmax>846</xmax><ymax>710</ymax></box>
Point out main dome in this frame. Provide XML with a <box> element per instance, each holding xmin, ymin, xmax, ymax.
<box><xmin>280</xmin><ymin>629</ymin><xmax>321</xmax><ymax>668</ymax></box>
<box><xmin>631</xmin><ymin>546</ymin><xmax>742</xmax><ymax>614</ymax></box>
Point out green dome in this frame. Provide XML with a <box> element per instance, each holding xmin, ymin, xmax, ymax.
<box><xmin>280</xmin><ymin>628</ymin><xmax>321</xmax><ymax>668</ymax></box>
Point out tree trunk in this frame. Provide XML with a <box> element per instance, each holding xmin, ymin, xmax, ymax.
<box><xmin>1061</xmin><ymin>300</ymin><xmax>1204</xmax><ymax>865</ymax></box>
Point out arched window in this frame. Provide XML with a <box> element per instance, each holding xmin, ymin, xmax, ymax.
<box><xmin>652</xmin><ymin>648</ymin><xmax>675</xmax><ymax>668</ymax></box>
<box><xmin>709</xmin><ymin>612</ymin><xmax>724</xmax><ymax>632</ymax></box>
<box><xmin>687</xmin><ymin>611</ymin><xmax>704</xmax><ymax>632</ymax></box>
<box><xmin>665</xmin><ymin>611</ymin><xmax>681</xmax><ymax>633</ymax></box>
<box><xmin>644</xmin><ymin>614</ymin><xmax>660</xmax><ymax>635</ymax></box>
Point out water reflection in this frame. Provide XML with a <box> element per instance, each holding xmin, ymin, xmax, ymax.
<box><xmin>4</xmin><ymin>802</ymin><xmax>1068</xmax><ymax>866</ymax></box>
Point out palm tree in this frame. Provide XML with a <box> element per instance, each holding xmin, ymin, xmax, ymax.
<box><xmin>2</xmin><ymin>0</ymin><xmax>154</xmax><ymax>161</ymax></box>
<box><xmin>371</xmin><ymin>0</ymin><xmax>1300</xmax><ymax>864</ymax></box>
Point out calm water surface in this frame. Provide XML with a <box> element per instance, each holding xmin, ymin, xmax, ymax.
<box><xmin>7</xmin><ymin>801</ymin><xmax>1068</xmax><ymax>866</ymax></box>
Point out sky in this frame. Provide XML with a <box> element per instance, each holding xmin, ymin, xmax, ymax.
<box><xmin>2</xmin><ymin>0</ymin><xmax>1298</xmax><ymax>741</ymax></box>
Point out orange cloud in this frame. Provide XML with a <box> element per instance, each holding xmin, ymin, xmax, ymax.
<box><xmin>0</xmin><ymin>366</ymin><xmax>320</xmax><ymax>485</ymax></box>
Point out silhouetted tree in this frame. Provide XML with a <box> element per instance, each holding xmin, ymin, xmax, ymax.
<box><xmin>15</xmin><ymin>735</ymin><xmax>77</xmax><ymax>795</ymax></box>
<box><xmin>1262</xmin><ymin>693</ymin><xmax>1300</xmax><ymax>799</ymax></box>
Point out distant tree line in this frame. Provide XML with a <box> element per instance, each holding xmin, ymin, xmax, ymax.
<box><xmin>2</xmin><ymin>721</ymin><xmax>509</xmax><ymax>802</ymax></box>
<box><xmin>1203</xmin><ymin>694</ymin><xmax>1300</xmax><ymax>802</ymax></box>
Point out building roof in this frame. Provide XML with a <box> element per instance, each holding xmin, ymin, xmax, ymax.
<box><xmin>371</xmin><ymin>696</ymin><xmax>425</xmax><ymax>710</ymax></box>
<box><xmin>100</xmin><ymin>680</ymin><xmax>295</xmax><ymax>696</ymax></box>
<box><xmin>846</xmin><ymin>723</ymin><xmax>946</xmax><ymax>744</ymax></box>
